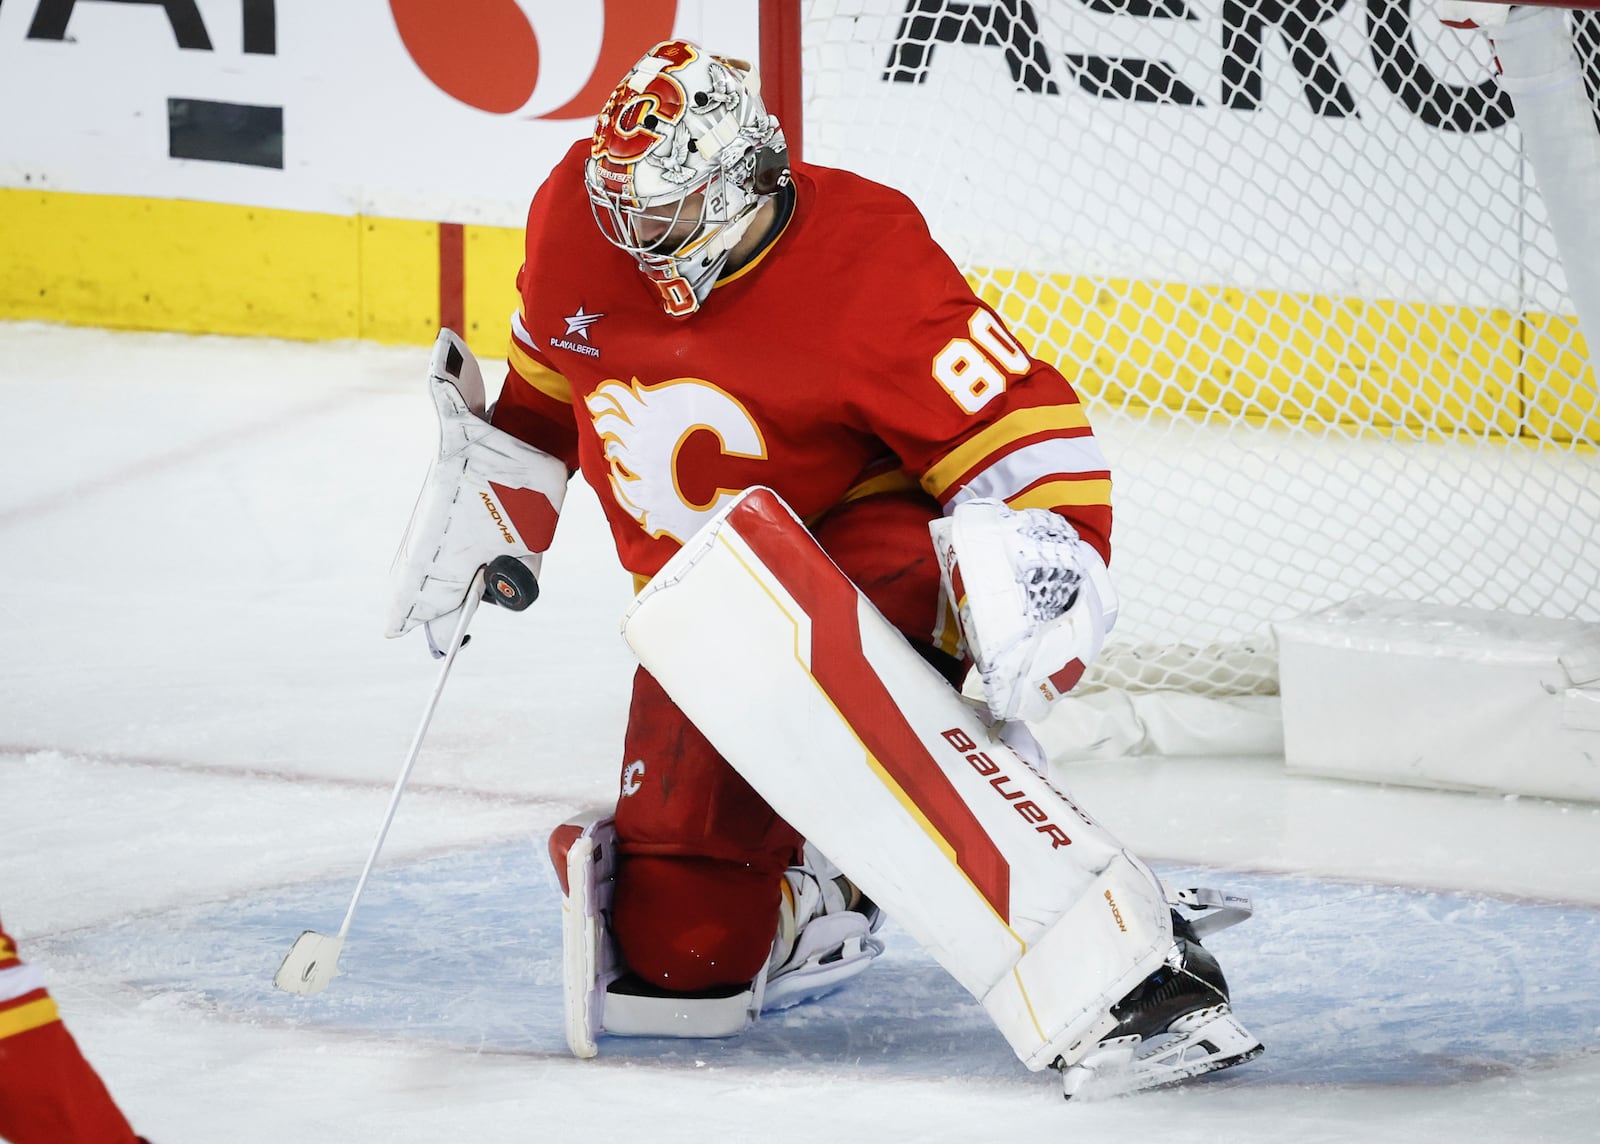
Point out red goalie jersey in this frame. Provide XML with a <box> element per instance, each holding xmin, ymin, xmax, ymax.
<box><xmin>494</xmin><ymin>139</ymin><xmax>1112</xmax><ymax>593</ymax></box>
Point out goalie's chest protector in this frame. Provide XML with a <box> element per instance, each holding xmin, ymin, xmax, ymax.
<box><xmin>522</xmin><ymin>148</ymin><xmax>985</xmax><ymax>579</ymax></box>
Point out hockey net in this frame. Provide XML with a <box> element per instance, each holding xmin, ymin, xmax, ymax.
<box><xmin>789</xmin><ymin>0</ymin><xmax>1600</xmax><ymax>698</ymax></box>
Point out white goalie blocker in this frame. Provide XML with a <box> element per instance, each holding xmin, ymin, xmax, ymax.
<box><xmin>384</xmin><ymin>329</ymin><xmax>569</xmax><ymax>654</ymax></box>
<box><xmin>620</xmin><ymin>487</ymin><xmax>1174</xmax><ymax>1073</ymax></box>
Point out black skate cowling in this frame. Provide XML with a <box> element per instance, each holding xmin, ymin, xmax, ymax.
<box><xmin>1057</xmin><ymin>910</ymin><xmax>1264</xmax><ymax>1100</ymax></box>
<box><xmin>1109</xmin><ymin>915</ymin><xmax>1230</xmax><ymax>1041</ymax></box>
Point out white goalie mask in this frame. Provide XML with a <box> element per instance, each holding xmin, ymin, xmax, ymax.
<box><xmin>585</xmin><ymin>40</ymin><xmax>789</xmax><ymax>318</ymax></box>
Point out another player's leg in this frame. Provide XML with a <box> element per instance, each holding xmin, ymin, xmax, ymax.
<box><xmin>0</xmin><ymin>920</ymin><xmax>145</xmax><ymax>1144</ymax></box>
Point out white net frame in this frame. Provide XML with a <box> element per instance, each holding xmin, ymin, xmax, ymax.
<box><xmin>795</xmin><ymin>0</ymin><xmax>1600</xmax><ymax>694</ymax></box>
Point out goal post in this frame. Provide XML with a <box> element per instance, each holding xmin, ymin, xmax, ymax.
<box><xmin>1485</xmin><ymin>4</ymin><xmax>1600</xmax><ymax>380</ymax></box>
<box><xmin>761</xmin><ymin>0</ymin><xmax>1600</xmax><ymax>744</ymax></box>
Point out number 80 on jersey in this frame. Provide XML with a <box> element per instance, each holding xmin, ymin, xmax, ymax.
<box><xmin>933</xmin><ymin>307</ymin><xmax>1032</xmax><ymax>414</ymax></box>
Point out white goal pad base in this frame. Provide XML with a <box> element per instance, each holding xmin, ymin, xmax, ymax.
<box><xmin>1029</xmin><ymin>688</ymin><xmax>1284</xmax><ymax>763</ymax></box>
<box><xmin>622</xmin><ymin>488</ymin><xmax>1173</xmax><ymax>1071</ymax></box>
<box><xmin>1276</xmin><ymin>597</ymin><xmax>1600</xmax><ymax>804</ymax></box>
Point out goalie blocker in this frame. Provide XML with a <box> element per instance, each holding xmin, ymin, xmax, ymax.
<box><xmin>620</xmin><ymin>487</ymin><xmax>1177</xmax><ymax>1075</ymax></box>
<box><xmin>384</xmin><ymin>329</ymin><xmax>569</xmax><ymax>656</ymax></box>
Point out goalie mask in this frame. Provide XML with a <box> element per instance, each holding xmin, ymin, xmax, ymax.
<box><xmin>586</xmin><ymin>40</ymin><xmax>789</xmax><ymax>318</ymax></box>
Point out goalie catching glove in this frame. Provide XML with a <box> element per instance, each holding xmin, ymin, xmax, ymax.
<box><xmin>383</xmin><ymin>329</ymin><xmax>569</xmax><ymax>655</ymax></box>
<box><xmin>930</xmin><ymin>500</ymin><xmax>1118</xmax><ymax>723</ymax></box>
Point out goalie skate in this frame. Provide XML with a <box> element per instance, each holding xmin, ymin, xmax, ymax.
<box><xmin>764</xmin><ymin>845</ymin><xmax>886</xmax><ymax>1011</ymax></box>
<box><xmin>1058</xmin><ymin>891</ymin><xmax>1264</xmax><ymax>1100</ymax></box>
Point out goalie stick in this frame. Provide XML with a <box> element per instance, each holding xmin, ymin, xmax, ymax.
<box><xmin>273</xmin><ymin>565</ymin><xmax>486</xmax><ymax>996</ymax></box>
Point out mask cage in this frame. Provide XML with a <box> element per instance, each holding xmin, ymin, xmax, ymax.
<box><xmin>588</xmin><ymin>165</ymin><xmax>741</xmax><ymax>265</ymax></box>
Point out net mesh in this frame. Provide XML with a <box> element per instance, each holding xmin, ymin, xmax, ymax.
<box><xmin>801</xmin><ymin>0</ymin><xmax>1600</xmax><ymax>694</ymax></box>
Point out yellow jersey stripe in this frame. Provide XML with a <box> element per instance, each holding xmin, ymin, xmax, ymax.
<box><xmin>0</xmin><ymin>995</ymin><xmax>59</xmax><ymax>1040</ymax></box>
<box><xmin>507</xmin><ymin>340</ymin><xmax>573</xmax><ymax>404</ymax></box>
<box><xmin>921</xmin><ymin>404</ymin><xmax>1092</xmax><ymax>499</ymax></box>
<box><xmin>1006</xmin><ymin>478</ymin><xmax>1113</xmax><ymax>511</ymax></box>
<box><xmin>840</xmin><ymin>468</ymin><xmax>919</xmax><ymax>505</ymax></box>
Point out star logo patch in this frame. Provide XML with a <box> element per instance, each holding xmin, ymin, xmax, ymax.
<box><xmin>563</xmin><ymin>306</ymin><xmax>604</xmax><ymax>341</ymax></box>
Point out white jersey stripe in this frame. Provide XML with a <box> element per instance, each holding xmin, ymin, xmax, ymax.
<box><xmin>510</xmin><ymin>308</ymin><xmax>535</xmax><ymax>349</ymax></box>
<box><xmin>948</xmin><ymin>437</ymin><xmax>1111</xmax><ymax>506</ymax></box>
<box><xmin>0</xmin><ymin>962</ymin><xmax>47</xmax><ymax>1004</ymax></box>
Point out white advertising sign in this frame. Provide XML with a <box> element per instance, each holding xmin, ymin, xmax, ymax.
<box><xmin>0</xmin><ymin>0</ymin><xmax>759</xmax><ymax>225</ymax></box>
<box><xmin>1</xmin><ymin>0</ymin><xmax>1586</xmax><ymax>312</ymax></box>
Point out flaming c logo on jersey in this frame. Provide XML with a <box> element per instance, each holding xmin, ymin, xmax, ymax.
<box><xmin>388</xmin><ymin>0</ymin><xmax>678</xmax><ymax>120</ymax></box>
<box><xmin>586</xmin><ymin>377</ymin><xmax>768</xmax><ymax>544</ymax></box>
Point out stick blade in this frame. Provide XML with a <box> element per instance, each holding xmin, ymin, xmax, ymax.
<box><xmin>274</xmin><ymin>931</ymin><xmax>345</xmax><ymax>995</ymax></box>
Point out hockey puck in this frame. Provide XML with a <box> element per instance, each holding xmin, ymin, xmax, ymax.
<box><xmin>484</xmin><ymin>555</ymin><xmax>540</xmax><ymax>611</ymax></box>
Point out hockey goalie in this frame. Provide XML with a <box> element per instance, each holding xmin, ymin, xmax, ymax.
<box><xmin>385</xmin><ymin>40</ymin><xmax>1263</xmax><ymax>1098</ymax></box>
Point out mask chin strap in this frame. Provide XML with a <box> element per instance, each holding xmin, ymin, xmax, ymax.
<box><xmin>639</xmin><ymin>195</ymin><xmax>770</xmax><ymax>317</ymax></box>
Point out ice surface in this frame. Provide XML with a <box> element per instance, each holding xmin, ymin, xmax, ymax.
<box><xmin>2</xmin><ymin>322</ymin><xmax>1597</xmax><ymax>1142</ymax></box>
<box><xmin>66</xmin><ymin>843</ymin><xmax>1600</xmax><ymax>1088</ymax></box>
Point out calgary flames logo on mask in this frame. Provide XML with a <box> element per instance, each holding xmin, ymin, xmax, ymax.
<box><xmin>591</xmin><ymin>40</ymin><xmax>699</xmax><ymax>172</ymax></box>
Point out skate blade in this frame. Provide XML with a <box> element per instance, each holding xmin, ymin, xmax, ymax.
<box><xmin>1060</xmin><ymin>1005</ymin><xmax>1264</xmax><ymax>1101</ymax></box>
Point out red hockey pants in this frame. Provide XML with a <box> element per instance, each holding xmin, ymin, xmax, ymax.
<box><xmin>610</xmin><ymin>490</ymin><xmax>961</xmax><ymax>993</ymax></box>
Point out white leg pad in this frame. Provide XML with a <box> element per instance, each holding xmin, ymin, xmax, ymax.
<box><xmin>553</xmin><ymin>812</ymin><xmax>759</xmax><ymax>1051</ymax></box>
<box><xmin>551</xmin><ymin>811</ymin><xmax>624</xmax><ymax>1058</ymax></box>
<box><xmin>621</xmin><ymin>488</ymin><xmax>1173</xmax><ymax>1071</ymax></box>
